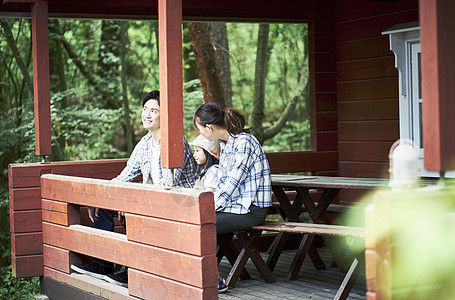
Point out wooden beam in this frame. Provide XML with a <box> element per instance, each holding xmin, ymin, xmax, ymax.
<box><xmin>159</xmin><ymin>0</ymin><xmax>184</xmax><ymax>169</ymax></box>
<box><xmin>4</xmin><ymin>0</ymin><xmax>47</xmax><ymax>3</ymax></box>
<box><xmin>32</xmin><ymin>2</ymin><xmax>52</xmax><ymax>156</ymax></box>
<box><xmin>420</xmin><ymin>0</ymin><xmax>455</xmax><ymax>172</ymax></box>
<box><xmin>40</xmin><ymin>174</ymin><xmax>216</xmax><ymax>225</ymax></box>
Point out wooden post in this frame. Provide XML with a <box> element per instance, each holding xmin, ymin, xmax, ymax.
<box><xmin>32</xmin><ymin>2</ymin><xmax>52</xmax><ymax>157</ymax></box>
<box><xmin>420</xmin><ymin>0</ymin><xmax>455</xmax><ymax>172</ymax></box>
<box><xmin>158</xmin><ymin>0</ymin><xmax>184</xmax><ymax>169</ymax></box>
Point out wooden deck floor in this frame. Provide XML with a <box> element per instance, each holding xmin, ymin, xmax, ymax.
<box><xmin>218</xmin><ymin>247</ymin><xmax>366</xmax><ymax>300</ymax></box>
<box><xmin>39</xmin><ymin>246</ymin><xmax>366</xmax><ymax>300</ymax></box>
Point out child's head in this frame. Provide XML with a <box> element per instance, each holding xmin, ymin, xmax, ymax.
<box><xmin>190</xmin><ymin>135</ymin><xmax>220</xmax><ymax>164</ymax></box>
<box><xmin>190</xmin><ymin>135</ymin><xmax>220</xmax><ymax>178</ymax></box>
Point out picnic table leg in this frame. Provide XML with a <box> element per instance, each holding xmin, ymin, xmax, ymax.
<box><xmin>266</xmin><ymin>231</ymin><xmax>288</xmax><ymax>271</ymax></box>
<box><xmin>217</xmin><ymin>233</ymin><xmax>251</xmax><ymax>280</ymax></box>
<box><xmin>287</xmin><ymin>233</ymin><xmax>316</xmax><ymax>280</ymax></box>
<box><xmin>323</xmin><ymin>236</ymin><xmax>350</xmax><ymax>273</ymax></box>
<box><xmin>334</xmin><ymin>257</ymin><xmax>362</xmax><ymax>300</ymax></box>
<box><xmin>226</xmin><ymin>230</ymin><xmax>275</xmax><ymax>287</ymax></box>
<box><xmin>299</xmin><ymin>187</ymin><xmax>352</xmax><ymax>272</ymax></box>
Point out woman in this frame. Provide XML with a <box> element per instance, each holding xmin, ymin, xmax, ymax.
<box><xmin>194</xmin><ymin>102</ymin><xmax>272</xmax><ymax>292</ymax></box>
<box><xmin>193</xmin><ymin>102</ymin><xmax>272</xmax><ymax>232</ymax></box>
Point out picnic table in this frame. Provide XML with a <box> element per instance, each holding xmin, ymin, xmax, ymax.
<box><xmin>268</xmin><ymin>174</ymin><xmax>434</xmax><ymax>279</ymax></box>
<box><xmin>221</xmin><ymin>174</ymin><xmax>436</xmax><ymax>298</ymax></box>
<box><xmin>267</xmin><ymin>175</ymin><xmax>387</xmax><ymax>277</ymax></box>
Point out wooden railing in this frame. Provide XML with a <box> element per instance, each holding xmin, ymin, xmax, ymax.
<box><xmin>40</xmin><ymin>174</ymin><xmax>217</xmax><ymax>299</ymax></box>
<box><xmin>8</xmin><ymin>152</ymin><xmax>338</xmax><ymax>298</ymax></box>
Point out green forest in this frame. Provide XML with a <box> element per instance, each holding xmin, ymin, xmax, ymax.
<box><xmin>0</xmin><ymin>18</ymin><xmax>309</xmax><ymax>297</ymax></box>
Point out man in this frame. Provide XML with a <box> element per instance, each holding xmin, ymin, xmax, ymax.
<box><xmin>71</xmin><ymin>90</ymin><xmax>195</xmax><ymax>287</ymax></box>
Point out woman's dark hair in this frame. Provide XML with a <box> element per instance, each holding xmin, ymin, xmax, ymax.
<box><xmin>193</xmin><ymin>102</ymin><xmax>250</xmax><ymax>135</ymax></box>
<box><xmin>142</xmin><ymin>90</ymin><xmax>160</xmax><ymax>107</ymax></box>
<box><xmin>195</xmin><ymin>148</ymin><xmax>219</xmax><ymax>179</ymax></box>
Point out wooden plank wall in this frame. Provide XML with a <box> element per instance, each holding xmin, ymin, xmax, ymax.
<box><xmin>9</xmin><ymin>159</ymin><xmax>128</xmax><ymax>278</ymax></box>
<box><xmin>334</xmin><ymin>0</ymin><xmax>419</xmax><ymax>203</ymax></box>
<box><xmin>40</xmin><ymin>174</ymin><xmax>217</xmax><ymax>299</ymax></box>
<box><xmin>310</xmin><ymin>8</ymin><xmax>339</xmax><ymax>177</ymax></box>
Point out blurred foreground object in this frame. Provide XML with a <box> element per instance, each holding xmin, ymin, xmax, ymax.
<box><xmin>365</xmin><ymin>186</ymin><xmax>455</xmax><ymax>299</ymax></box>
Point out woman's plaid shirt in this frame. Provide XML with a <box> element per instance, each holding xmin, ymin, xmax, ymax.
<box><xmin>214</xmin><ymin>133</ymin><xmax>272</xmax><ymax>214</ymax></box>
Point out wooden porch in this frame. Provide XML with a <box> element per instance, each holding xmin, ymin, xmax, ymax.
<box><xmin>39</xmin><ymin>246</ymin><xmax>366</xmax><ymax>300</ymax></box>
<box><xmin>4</xmin><ymin>0</ymin><xmax>455</xmax><ymax>299</ymax></box>
<box><xmin>217</xmin><ymin>247</ymin><xmax>366</xmax><ymax>300</ymax></box>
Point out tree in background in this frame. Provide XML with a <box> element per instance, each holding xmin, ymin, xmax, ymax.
<box><xmin>187</xmin><ymin>22</ymin><xmax>309</xmax><ymax>149</ymax></box>
<box><xmin>187</xmin><ymin>22</ymin><xmax>225</xmax><ymax>106</ymax></box>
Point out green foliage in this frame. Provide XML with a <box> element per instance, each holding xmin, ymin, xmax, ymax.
<box><xmin>226</xmin><ymin>23</ymin><xmax>309</xmax><ymax>151</ymax></box>
<box><xmin>262</xmin><ymin>118</ymin><xmax>310</xmax><ymax>152</ymax></box>
<box><xmin>0</xmin><ymin>266</ymin><xmax>39</xmax><ymax>300</ymax></box>
<box><xmin>183</xmin><ymin>79</ymin><xmax>204</xmax><ymax>140</ymax></box>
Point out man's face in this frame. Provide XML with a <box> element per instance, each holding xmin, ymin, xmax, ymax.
<box><xmin>142</xmin><ymin>99</ymin><xmax>160</xmax><ymax>131</ymax></box>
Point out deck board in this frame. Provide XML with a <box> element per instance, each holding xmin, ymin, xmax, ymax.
<box><xmin>41</xmin><ymin>246</ymin><xmax>365</xmax><ymax>299</ymax></box>
<box><xmin>218</xmin><ymin>247</ymin><xmax>366</xmax><ymax>300</ymax></box>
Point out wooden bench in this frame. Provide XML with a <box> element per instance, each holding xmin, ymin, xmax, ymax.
<box><xmin>226</xmin><ymin>221</ymin><xmax>365</xmax><ymax>300</ymax></box>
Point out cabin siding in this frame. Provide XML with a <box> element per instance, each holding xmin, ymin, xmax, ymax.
<box><xmin>334</xmin><ymin>0</ymin><xmax>419</xmax><ymax>203</ymax></box>
<box><xmin>8</xmin><ymin>160</ymin><xmax>128</xmax><ymax>278</ymax></box>
<box><xmin>310</xmin><ymin>10</ymin><xmax>339</xmax><ymax>175</ymax></box>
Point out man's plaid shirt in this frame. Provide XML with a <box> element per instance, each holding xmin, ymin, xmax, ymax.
<box><xmin>112</xmin><ymin>132</ymin><xmax>195</xmax><ymax>187</ymax></box>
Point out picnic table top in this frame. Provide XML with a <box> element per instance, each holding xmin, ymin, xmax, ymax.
<box><xmin>271</xmin><ymin>174</ymin><xmax>436</xmax><ymax>190</ymax></box>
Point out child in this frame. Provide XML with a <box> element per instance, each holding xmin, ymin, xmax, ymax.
<box><xmin>189</xmin><ymin>134</ymin><xmax>221</xmax><ymax>192</ymax></box>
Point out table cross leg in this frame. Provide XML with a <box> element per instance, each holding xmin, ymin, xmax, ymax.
<box><xmin>226</xmin><ymin>230</ymin><xmax>275</xmax><ymax>288</ymax></box>
<box><xmin>266</xmin><ymin>231</ymin><xmax>289</xmax><ymax>272</ymax></box>
<box><xmin>299</xmin><ymin>187</ymin><xmax>351</xmax><ymax>272</ymax></box>
<box><xmin>217</xmin><ymin>233</ymin><xmax>251</xmax><ymax>280</ymax></box>
<box><xmin>334</xmin><ymin>256</ymin><xmax>362</xmax><ymax>300</ymax></box>
<box><xmin>287</xmin><ymin>233</ymin><xmax>316</xmax><ymax>280</ymax></box>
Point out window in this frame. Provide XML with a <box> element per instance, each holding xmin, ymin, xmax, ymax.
<box><xmin>384</xmin><ymin>23</ymin><xmax>453</xmax><ymax>177</ymax></box>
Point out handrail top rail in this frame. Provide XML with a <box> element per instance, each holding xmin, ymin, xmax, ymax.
<box><xmin>41</xmin><ymin>173</ymin><xmax>200</xmax><ymax>196</ymax></box>
<box><xmin>41</xmin><ymin>174</ymin><xmax>216</xmax><ymax>225</ymax></box>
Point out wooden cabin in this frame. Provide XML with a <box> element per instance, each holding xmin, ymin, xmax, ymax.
<box><xmin>3</xmin><ymin>0</ymin><xmax>455</xmax><ymax>299</ymax></box>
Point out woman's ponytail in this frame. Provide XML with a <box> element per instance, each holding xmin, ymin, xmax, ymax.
<box><xmin>194</xmin><ymin>102</ymin><xmax>250</xmax><ymax>135</ymax></box>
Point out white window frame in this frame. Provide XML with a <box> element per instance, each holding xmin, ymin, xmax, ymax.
<box><xmin>383</xmin><ymin>23</ymin><xmax>454</xmax><ymax>178</ymax></box>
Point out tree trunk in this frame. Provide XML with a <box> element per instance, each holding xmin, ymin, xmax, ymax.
<box><xmin>263</xmin><ymin>70</ymin><xmax>309</xmax><ymax>140</ymax></box>
<box><xmin>119</xmin><ymin>22</ymin><xmax>134</xmax><ymax>155</ymax></box>
<box><xmin>0</xmin><ymin>19</ymin><xmax>34</xmax><ymax>94</ymax></box>
<box><xmin>183</xmin><ymin>24</ymin><xmax>199</xmax><ymax>92</ymax></box>
<box><xmin>250</xmin><ymin>24</ymin><xmax>270</xmax><ymax>144</ymax></box>
<box><xmin>187</xmin><ymin>22</ymin><xmax>224</xmax><ymax>105</ymax></box>
<box><xmin>50</xmin><ymin>20</ymin><xmax>69</xmax><ymax>108</ymax></box>
<box><xmin>211</xmin><ymin>23</ymin><xmax>232</xmax><ymax>107</ymax></box>
<box><xmin>48</xmin><ymin>19</ymin><xmax>69</xmax><ymax>161</ymax></box>
<box><xmin>60</xmin><ymin>36</ymin><xmax>97</xmax><ymax>86</ymax></box>
<box><xmin>96</xmin><ymin>20</ymin><xmax>122</xmax><ymax>109</ymax></box>
<box><xmin>264</xmin><ymin>28</ymin><xmax>310</xmax><ymax>142</ymax></box>
<box><xmin>149</xmin><ymin>22</ymin><xmax>159</xmax><ymax>85</ymax></box>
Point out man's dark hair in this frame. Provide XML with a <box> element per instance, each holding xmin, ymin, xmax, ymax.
<box><xmin>142</xmin><ymin>90</ymin><xmax>160</xmax><ymax>107</ymax></box>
